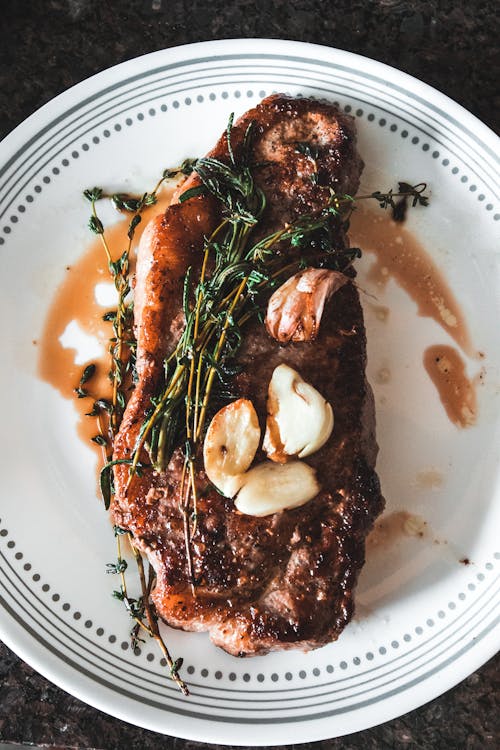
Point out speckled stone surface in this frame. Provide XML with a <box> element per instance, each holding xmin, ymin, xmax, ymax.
<box><xmin>0</xmin><ymin>0</ymin><xmax>498</xmax><ymax>747</ymax></box>
<box><xmin>0</xmin><ymin>0</ymin><xmax>498</xmax><ymax>139</ymax></box>
<box><xmin>0</xmin><ymin>641</ymin><xmax>498</xmax><ymax>747</ymax></box>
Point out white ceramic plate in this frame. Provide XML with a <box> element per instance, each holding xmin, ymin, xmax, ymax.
<box><xmin>0</xmin><ymin>39</ymin><xmax>498</xmax><ymax>744</ymax></box>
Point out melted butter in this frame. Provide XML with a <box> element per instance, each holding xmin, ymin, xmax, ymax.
<box><xmin>423</xmin><ymin>345</ymin><xmax>477</xmax><ymax>428</ymax></box>
<box><xmin>350</xmin><ymin>205</ymin><xmax>475</xmax><ymax>357</ymax></box>
<box><xmin>38</xmin><ymin>189</ymin><xmax>175</xmax><ymax>454</ymax></box>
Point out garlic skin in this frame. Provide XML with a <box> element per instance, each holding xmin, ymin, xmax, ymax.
<box><xmin>203</xmin><ymin>399</ymin><xmax>261</xmax><ymax>497</ymax></box>
<box><xmin>234</xmin><ymin>460</ymin><xmax>319</xmax><ymax>517</ymax></box>
<box><xmin>265</xmin><ymin>267</ymin><xmax>348</xmax><ymax>343</ymax></box>
<box><xmin>263</xmin><ymin>364</ymin><xmax>334</xmax><ymax>462</ymax></box>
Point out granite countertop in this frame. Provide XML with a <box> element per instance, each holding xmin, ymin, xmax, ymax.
<box><xmin>0</xmin><ymin>0</ymin><xmax>498</xmax><ymax>747</ymax></box>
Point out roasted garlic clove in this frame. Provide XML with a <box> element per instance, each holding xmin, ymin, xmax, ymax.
<box><xmin>265</xmin><ymin>267</ymin><xmax>348</xmax><ymax>342</ymax></box>
<box><xmin>203</xmin><ymin>399</ymin><xmax>261</xmax><ymax>497</ymax></box>
<box><xmin>234</xmin><ymin>460</ymin><xmax>320</xmax><ymax>517</ymax></box>
<box><xmin>263</xmin><ymin>364</ymin><xmax>334</xmax><ymax>462</ymax></box>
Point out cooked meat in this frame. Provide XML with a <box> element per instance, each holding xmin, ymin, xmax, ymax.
<box><xmin>111</xmin><ymin>94</ymin><xmax>384</xmax><ymax>656</ymax></box>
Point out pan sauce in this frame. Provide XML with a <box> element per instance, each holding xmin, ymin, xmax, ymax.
<box><xmin>39</xmin><ymin>191</ymin><xmax>174</xmax><ymax>452</ymax></box>
<box><xmin>39</xmin><ymin>197</ymin><xmax>481</xmax><ymax>439</ymax></box>
<box><xmin>350</xmin><ymin>205</ymin><xmax>481</xmax><ymax>427</ymax></box>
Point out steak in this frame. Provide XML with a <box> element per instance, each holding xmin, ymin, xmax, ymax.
<box><xmin>111</xmin><ymin>95</ymin><xmax>384</xmax><ymax>656</ymax></box>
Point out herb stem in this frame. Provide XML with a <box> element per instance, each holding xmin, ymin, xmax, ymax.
<box><xmin>127</xmin><ymin>363</ymin><xmax>187</xmax><ymax>485</ymax></box>
<box><xmin>92</xmin><ymin>202</ymin><xmax>113</xmax><ymax>266</ymax></box>
<box><xmin>188</xmin><ymin>460</ymin><xmax>199</xmax><ymax>537</ymax></box>
<box><xmin>131</xmin><ymin>543</ymin><xmax>189</xmax><ymax>696</ymax></box>
<box><xmin>181</xmin><ymin>480</ymin><xmax>196</xmax><ymax>597</ymax></box>
<box><xmin>195</xmin><ymin>274</ymin><xmax>248</xmax><ymax>441</ymax></box>
<box><xmin>116</xmin><ymin>534</ymin><xmax>153</xmax><ymax>639</ymax></box>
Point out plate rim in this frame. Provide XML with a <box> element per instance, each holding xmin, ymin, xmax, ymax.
<box><xmin>1</xmin><ymin>38</ymin><xmax>499</xmax><ymax>161</ymax></box>
<box><xmin>0</xmin><ymin>37</ymin><xmax>499</xmax><ymax>743</ymax></box>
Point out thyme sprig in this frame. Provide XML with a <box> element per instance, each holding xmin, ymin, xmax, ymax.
<box><xmin>368</xmin><ymin>181</ymin><xmax>429</xmax><ymax>210</ymax></box>
<box><xmin>84</xmin><ymin>160</ymin><xmax>199</xmax><ymax>435</ymax></box>
<box><xmin>83</xmin><ymin>166</ymin><xmax>191</xmax><ymax>696</ymax></box>
<box><xmin>84</xmin><ymin>190</ymin><xmax>136</xmax><ymax>434</ymax></box>
<box><xmin>110</xmin><ymin>527</ymin><xmax>189</xmax><ymax>695</ymax></box>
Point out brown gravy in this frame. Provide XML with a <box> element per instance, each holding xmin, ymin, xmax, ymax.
<box><xmin>38</xmin><ymin>190</ymin><xmax>174</xmax><ymax>454</ymax></box>
<box><xmin>350</xmin><ymin>205</ymin><xmax>475</xmax><ymax>358</ymax></box>
<box><xmin>423</xmin><ymin>345</ymin><xmax>477</xmax><ymax>428</ymax></box>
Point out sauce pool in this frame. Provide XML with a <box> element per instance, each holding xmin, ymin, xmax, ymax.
<box><xmin>350</xmin><ymin>204</ymin><xmax>475</xmax><ymax>358</ymax></box>
<box><xmin>423</xmin><ymin>345</ymin><xmax>477</xmax><ymax>428</ymax></box>
<box><xmin>350</xmin><ymin>204</ymin><xmax>481</xmax><ymax>427</ymax></box>
<box><xmin>38</xmin><ymin>190</ymin><xmax>175</xmax><ymax>454</ymax></box>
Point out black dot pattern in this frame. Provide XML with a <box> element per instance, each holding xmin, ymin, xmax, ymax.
<box><xmin>0</xmin><ymin>92</ymin><xmax>491</xmax><ymax>249</ymax></box>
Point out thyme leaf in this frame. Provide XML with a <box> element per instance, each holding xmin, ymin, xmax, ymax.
<box><xmin>113</xmin><ymin>525</ymin><xmax>130</xmax><ymax>537</ymax></box>
<box><xmin>99</xmin><ymin>458</ymin><xmax>148</xmax><ymax>510</ymax></box>
<box><xmin>178</xmin><ymin>185</ymin><xmax>206</xmax><ymax>203</ymax></box>
<box><xmin>106</xmin><ymin>558</ymin><xmax>128</xmax><ymax>574</ymax></box>
<box><xmin>88</xmin><ymin>215</ymin><xmax>104</xmax><ymax>235</ymax></box>
<box><xmin>80</xmin><ymin>363</ymin><xmax>96</xmax><ymax>385</ymax></box>
<box><xmin>83</xmin><ymin>187</ymin><xmax>103</xmax><ymax>203</ymax></box>
<box><xmin>74</xmin><ymin>363</ymin><xmax>97</xmax><ymax>398</ymax></box>
<box><xmin>294</xmin><ymin>141</ymin><xmax>321</xmax><ymax>160</ymax></box>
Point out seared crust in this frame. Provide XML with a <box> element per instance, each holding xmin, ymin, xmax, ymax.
<box><xmin>111</xmin><ymin>94</ymin><xmax>384</xmax><ymax>656</ymax></box>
